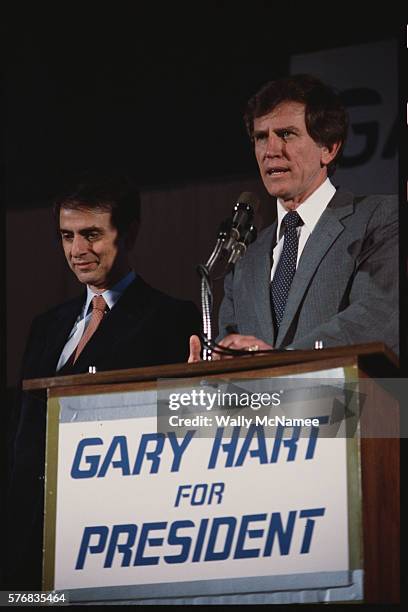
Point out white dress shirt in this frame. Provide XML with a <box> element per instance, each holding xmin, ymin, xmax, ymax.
<box><xmin>271</xmin><ymin>179</ymin><xmax>336</xmax><ymax>280</ymax></box>
<box><xmin>56</xmin><ymin>270</ymin><xmax>136</xmax><ymax>371</ymax></box>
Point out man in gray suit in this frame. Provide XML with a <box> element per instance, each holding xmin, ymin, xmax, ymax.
<box><xmin>190</xmin><ymin>74</ymin><xmax>398</xmax><ymax>359</ymax></box>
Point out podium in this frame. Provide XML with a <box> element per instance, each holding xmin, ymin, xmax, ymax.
<box><xmin>23</xmin><ymin>342</ymin><xmax>399</xmax><ymax>605</ymax></box>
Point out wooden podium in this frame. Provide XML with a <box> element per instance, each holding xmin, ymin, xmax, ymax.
<box><xmin>24</xmin><ymin>342</ymin><xmax>399</xmax><ymax>605</ymax></box>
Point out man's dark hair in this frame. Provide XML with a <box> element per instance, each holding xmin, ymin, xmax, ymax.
<box><xmin>53</xmin><ymin>172</ymin><xmax>141</xmax><ymax>235</ymax></box>
<box><xmin>244</xmin><ymin>74</ymin><xmax>348</xmax><ymax>176</ymax></box>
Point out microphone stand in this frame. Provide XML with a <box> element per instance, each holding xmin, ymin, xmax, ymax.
<box><xmin>197</xmin><ymin>210</ymin><xmax>257</xmax><ymax>361</ymax></box>
<box><xmin>197</xmin><ymin>221</ymin><xmax>230</xmax><ymax>360</ymax></box>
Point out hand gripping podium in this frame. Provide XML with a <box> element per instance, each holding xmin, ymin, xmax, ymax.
<box><xmin>23</xmin><ymin>342</ymin><xmax>399</xmax><ymax>605</ymax></box>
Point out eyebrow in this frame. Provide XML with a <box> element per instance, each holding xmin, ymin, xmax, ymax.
<box><xmin>59</xmin><ymin>225</ymin><xmax>103</xmax><ymax>233</ymax></box>
<box><xmin>278</xmin><ymin>125</ymin><xmax>302</xmax><ymax>135</ymax></box>
<box><xmin>254</xmin><ymin>125</ymin><xmax>301</xmax><ymax>135</ymax></box>
<box><xmin>276</xmin><ymin>125</ymin><xmax>300</xmax><ymax>132</ymax></box>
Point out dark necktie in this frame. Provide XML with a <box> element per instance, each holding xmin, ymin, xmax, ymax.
<box><xmin>271</xmin><ymin>210</ymin><xmax>304</xmax><ymax>328</ymax></box>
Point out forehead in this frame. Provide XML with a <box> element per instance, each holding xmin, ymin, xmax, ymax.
<box><xmin>59</xmin><ymin>207</ymin><xmax>114</xmax><ymax>230</ymax></box>
<box><xmin>254</xmin><ymin>101</ymin><xmax>306</xmax><ymax>130</ymax></box>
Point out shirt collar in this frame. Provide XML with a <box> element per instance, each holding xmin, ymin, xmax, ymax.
<box><xmin>83</xmin><ymin>270</ymin><xmax>136</xmax><ymax>316</ymax></box>
<box><xmin>276</xmin><ymin>178</ymin><xmax>336</xmax><ymax>239</ymax></box>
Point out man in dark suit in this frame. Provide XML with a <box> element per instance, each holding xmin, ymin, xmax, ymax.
<box><xmin>189</xmin><ymin>74</ymin><xmax>398</xmax><ymax>360</ymax></box>
<box><xmin>6</xmin><ymin>173</ymin><xmax>201</xmax><ymax>588</ymax></box>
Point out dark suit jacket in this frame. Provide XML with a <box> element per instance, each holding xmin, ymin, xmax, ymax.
<box><xmin>219</xmin><ymin>189</ymin><xmax>398</xmax><ymax>355</ymax></box>
<box><xmin>6</xmin><ymin>276</ymin><xmax>200</xmax><ymax>589</ymax></box>
<box><xmin>23</xmin><ymin>276</ymin><xmax>200</xmax><ymax>377</ymax></box>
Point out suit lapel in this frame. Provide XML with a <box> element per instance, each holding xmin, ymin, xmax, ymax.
<box><xmin>71</xmin><ymin>277</ymin><xmax>152</xmax><ymax>371</ymax></box>
<box><xmin>276</xmin><ymin>189</ymin><xmax>355</xmax><ymax>346</ymax></box>
<box><xmin>251</xmin><ymin>221</ymin><xmax>277</xmax><ymax>346</ymax></box>
<box><xmin>42</xmin><ymin>295</ymin><xmax>84</xmax><ymax>375</ymax></box>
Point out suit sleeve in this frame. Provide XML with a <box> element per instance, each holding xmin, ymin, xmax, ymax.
<box><xmin>20</xmin><ymin>313</ymin><xmax>49</xmax><ymax>379</ymax></box>
<box><xmin>6</xmin><ymin>314</ymin><xmax>50</xmax><ymax>589</ymax></box>
<box><xmin>162</xmin><ymin>300</ymin><xmax>202</xmax><ymax>363</ymax></box>
<box><xmin>287</xmin><ymin>197</ymin><xmax>399</xmax><ymax>354</ymax></box>
<box><xmin>217</xmin><ymin>269</ymin><xmax>238</xmax><ymax>340</ymax></box>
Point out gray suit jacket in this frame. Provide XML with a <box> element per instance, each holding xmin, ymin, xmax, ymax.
<box><xmin>218</xmin><ymin>189</ymin><xmax>398</xmax><ymax>354</ymax></box>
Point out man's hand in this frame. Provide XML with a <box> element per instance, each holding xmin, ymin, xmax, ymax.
<box><xmin>217</xmin><ymin>334</ymin><xmax>272</xmax><ymax>356</ymax></box>
<box><xmin>188</xmin><ymin>333</ymin><xmax>272</xmax><ymax>363</ymax></box>
<box><xmin>188</xmin><ymin>335</ymin><xmax>202</xmax><ymax>363</ymax></box>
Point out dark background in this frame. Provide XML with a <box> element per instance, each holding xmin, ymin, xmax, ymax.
<box><xmin>6</xmin><ymin>8</ymin><xmax>400</xmax><ymax>208</ymax></box>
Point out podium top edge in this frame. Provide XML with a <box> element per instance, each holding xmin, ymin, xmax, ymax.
<box><xmin>22</xmin><ymin>342</ymin><xmax>399</xmax><ymax>392</ymax></box>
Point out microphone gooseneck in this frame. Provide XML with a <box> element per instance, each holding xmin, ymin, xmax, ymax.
<box><xmin>197</xmin><ymin>192</ymin><xmax>259</xmax><ymax>360</ymax></box>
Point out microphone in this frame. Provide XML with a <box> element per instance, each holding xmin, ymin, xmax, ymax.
<box><xmin>201</xmin><ymin>191</ymin><xmax>259</xmax><ymax>274</ymax></box>
<box><xmin>223</xmin><ymin>192</ymin><xmax>259</xmax><ymax>265</ymax></box>
<box><xmin>227</xmin><ymin>224</ymin><xmax>257</xmax><ymax>266</ymax></box>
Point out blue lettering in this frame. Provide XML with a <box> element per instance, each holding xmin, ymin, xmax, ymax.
<box><xmin>75</xmin><ymin>525</ymin><xmax>108</xmax><ymax>569</ymax></box>
<box><xmin>74</xmin><ymin>507</ymin><xmax>326</xmax><ymax>569</ymax></box>
<box><xmin>98</xmin><ymin>436</ymin><xmax>130</xmax><ymax>477</ymax></box>
<box><xmin>208</xmin><ymin>427</ymin><xmax>240</xmax><ymax>469</ymax></box>
<box><xmin>191</xmin><ymin>484</ymin><xmax>208</xmax><ymax>505</ymax></box>
<box><xmin>192</xmin><ymin>518</ymin><xmax>209</xmax><ymax>562</ymax></box>
<box><xmin>134</xmin><ymin>522</ymin><xmax>166</xmax><ymax>566</ymax></box>
<box><xmin>132</xmin><ymin>434</ymin><xmax>165</xmax><ymax>475</ymax></box>
<box><xmin>270</xmin><ymin>425</ymin><xmax>300</xmax><ymax>463</ymax></box>
<box><xmin>270</xmin><ymin>425</ymin><xmax>284</xmax><ymax>463</ymax></box>
<box><xmin>234</xmin><ymin>513</ymin><xmax>266</xmax><ymax>559</ymax></box>
<box><xmin>306</xmin><ymin>416</ymin><xmax>329</xmax><ymax>459</ymax></box>
<box><xmin>175</xmin><ymin>484</ymin><xmax>192</xmax><ymax>507</ymax></box>
<box><xmin>204</xmin><ymin>517</ymin><xmax>236</xmax><ymax>561</ymax></box>
<box><xmin>71</xmin><ymin>438</ymin><xmax>103</xmax><ymax>479</ymax></box>
<box><xmin>104</xmin><ymin>524</ymin><xmax>137</xmax><ymax>568</ymax></box>
<box><xmin>235</xmin><ymin>426</ymin><xmax>268</xmax><ymax>466</ymax></box>
<box><xmin>175</xmin><ymin>482</ymin><xmax>225</xmax><ymax>506</ymax></box>
<box><xmin>164</xmin><ymin>520</ymin><xmax>194</xmax><ymax>564</ymax></box>
<box><xmin>264</xmin><ymin>511</ymin><xmax>296</xmax><ymax>556</ymax></box>
<box><xmin>283</xmin><ymin>426</ymin><xmax>300</xmax><ymax>461</ymax></box>
<box><xmin>208</xmin><ymin>482</ymin><xmax>224</xmax><ymax>504</ymax></box>
<box><xmin>299</xmin><ymin>507</ymin><xmax>325</xmax><ymax>553</ymax></box>
<box><xmin>167</xmin><ymin>431</ymin><xmax>195</xmax><ymax>472</ymax></box>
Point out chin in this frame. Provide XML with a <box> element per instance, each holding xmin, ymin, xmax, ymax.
<box><xmin>75</xmin><ymin>272</ymin><xmax>95</xmax><ymax>284</ymax></box>
<box><xmin>266</xmin><ymin>186</ymin><xmax>288</xmax><ymax>199</ymax></box>
<box><xmin>264</xmin><ymin>180</ymin><xmax>286</xmax><ymax>198</ymax></box>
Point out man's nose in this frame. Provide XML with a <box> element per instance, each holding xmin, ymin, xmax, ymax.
<box><xmin>71</xmin><ymin>235</ymin><xmax>89</xmax><ymax>257</ymax></box>
<box><xmin>265</xmin><ymin>134</ymin><xmax>283</xmax><ymax>158</ymax></box>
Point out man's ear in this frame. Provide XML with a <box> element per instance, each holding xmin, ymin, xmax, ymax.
<box><xmin>124</xmin><ymin>220</ymin><xmax>140</xmax><ymax>250</ymax></box>
<box><xmin>321</xmin><ymin>141</ymin><xmax>341</xmax><ymax>167</ymax></box>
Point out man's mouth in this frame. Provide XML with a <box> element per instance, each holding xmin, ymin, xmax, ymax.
<box><xmin>265</xmin><ymin>167</ymin><xmax>290</xmax><ymax>176</ymax></box>
<box><xmin>74</xmin><ymin>261</ymin><xmax>96</xmax><ymax>269</ymax></box>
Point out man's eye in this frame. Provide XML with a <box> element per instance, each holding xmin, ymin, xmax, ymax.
<box><xmin>254</xmin><ymin>132</ymin><xmax>267</xmax><ymax>142</ymax></box>
<box><xmin>280</xmin><ymin>130</ymin><xmax>292</xmax><ymax>140</ymax></box>
<box><xmin>85</xmin><ymin>232</ymin><xmax>100</xmax><ymax>240</ymax></box>
<box><xmin>61</xmin><ymin>233</ymin><xmax>73</xmax><ymax>241</ymax></box>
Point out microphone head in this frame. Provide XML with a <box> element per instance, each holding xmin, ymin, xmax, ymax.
<box><xmin>237</xmin><ymin>191</ymin><xmax>260</xmax><ymax>212</ymax></box>
<box><xmin>242</xmin><ymin>224</ymin><xmax>257</xmax><ymax>246</ymax></box>
<box><xmin>231</xmin><ymin>192</ymin><xmax>259</xmax><ymax>231</ymax></box>
<box><xmin>217</xmin><ymin>217</ymin><xmax>232</xmax><ymax>240</ymax></box>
